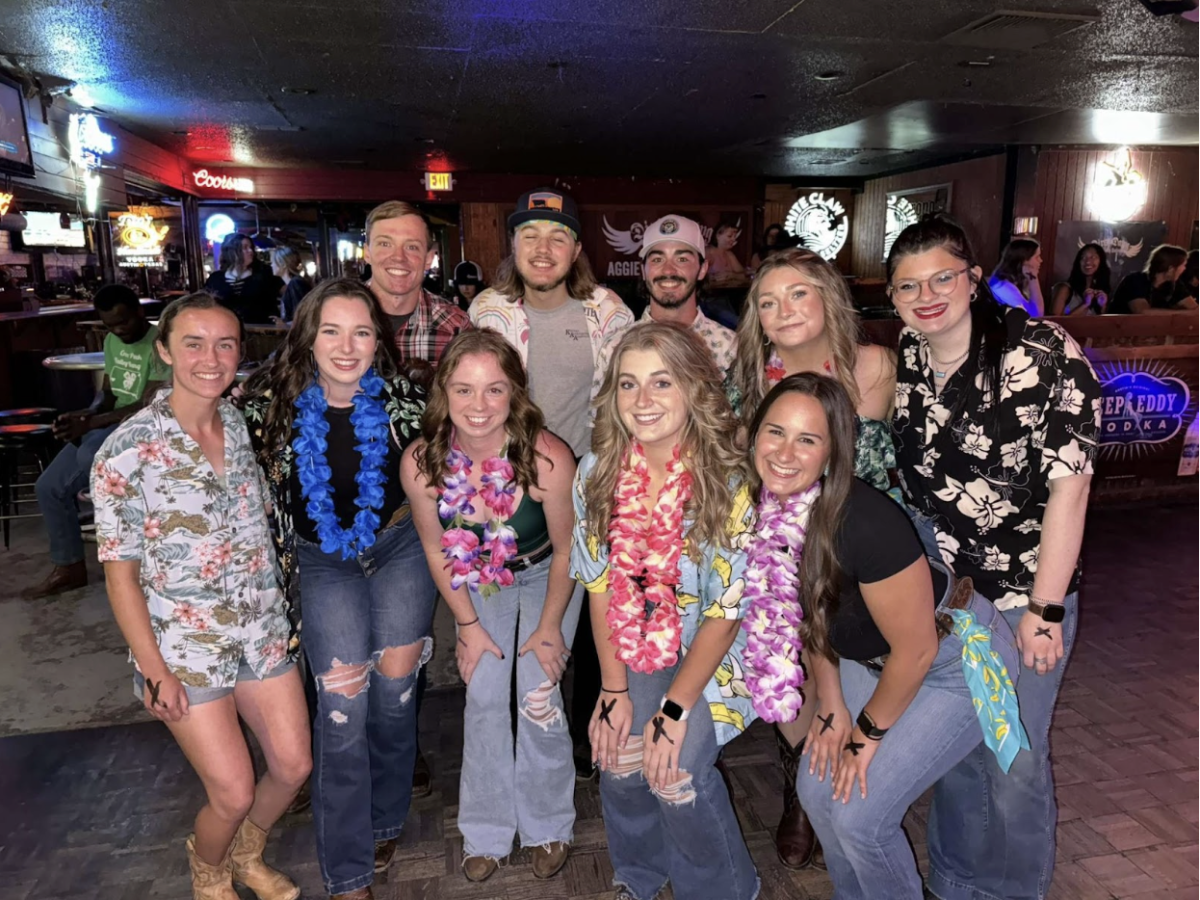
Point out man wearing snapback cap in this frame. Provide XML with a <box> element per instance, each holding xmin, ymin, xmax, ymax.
<box><xmin>469</xmin><ymin>186</ymin><xmax>633</xmax><ymax>459</ymax></box>
<box><xmin>596</xmin><ymin>214</ymin><xmax>736</xmax><ymax>393</ymax></box>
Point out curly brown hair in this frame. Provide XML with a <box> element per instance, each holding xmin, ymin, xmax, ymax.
<box><xmin>413</xmin><ymin>329</ymin><xmax>550</xmax><ymax>492</ymax></box>
<box><xmin>585</xmin><ymin>321</ymin><xmax>746</xmax><ymax>561</ymax></box>
<box><xmin>236</xmin><ymin>279</ymin><xmax>400</xmax><ymax>460</ymax></box>
<box><xmin>730</xmin><ymin>248</ymin><xmax>863</xmax><ymax>426</ymax></box>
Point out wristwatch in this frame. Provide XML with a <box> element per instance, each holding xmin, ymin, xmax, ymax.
<box><xmin>660</xmin><ymin>695</ymin><xmax>690</xmax><ymax>722</ymax></box>
<box><xmin>1027</xmin><ymin>598</ymin><xmax>1066</xmax><ymax>623</ymax></box>
<box><xmin>856</xmin><ymin>709</ymin><xmax>888</xmax><ymax>741</ymax></box>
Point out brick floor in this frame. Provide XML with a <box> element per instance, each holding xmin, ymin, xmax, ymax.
<box><xmin>0</xmin><ymin>502</ymin><xmax>1195</xmax><ymax>899</ymax></box>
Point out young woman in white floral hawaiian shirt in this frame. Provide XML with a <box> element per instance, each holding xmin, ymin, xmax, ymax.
<box><xmin>887</xmin><ymin>216</ymin><xmax>1101</xmax><ymax>900</ymax></box>
<box><xmin>726</xmin><ymin>246</ymin><xmax>897</xmax><ymax>870</ymax></box>
<box><xmin>93</xmin><ymin>293</ymin><xmax>311</xmax><ymax>900</ymax></box>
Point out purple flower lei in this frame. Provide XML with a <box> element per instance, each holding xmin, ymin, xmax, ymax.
<box><xmin>438</xmin><ymin>442</ymin><xmax>520</xmax><ymax>598</ymax></box>
<box><xmin>741</xmin><ymin>481</ymin><xmax>821</xmax><ymax>723</ymax></box>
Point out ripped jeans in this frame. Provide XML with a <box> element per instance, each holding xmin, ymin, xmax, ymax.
<box><xmin>458</xmin><ymin>558</ymin><xmax>583</xmax><ymax>859</ymax></box>
<box><xmin>599</xmin><ymin>663</ymin><xmax>759</xmax><ymax>900</ymax></box>
<box><xmin>297</xmin><ymin>516</ymin><xmax>436</xmax><ymax>895</ymax></box>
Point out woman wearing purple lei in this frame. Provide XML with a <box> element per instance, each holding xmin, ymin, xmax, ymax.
<box><xmin>401</xmin><ymin>329</ymin><xmax>581</xmax><ymax>884</ymax></box>
<box><xmin>742</xmin><ymin>373</ymin><xmax>1023</xmax><ymax>900</ymax></box>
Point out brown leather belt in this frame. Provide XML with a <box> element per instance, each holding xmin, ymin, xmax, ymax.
<box><xmin>861</xmin><ymin>573</ymin><xmax>974</xmax><ymax>672</ymax></box>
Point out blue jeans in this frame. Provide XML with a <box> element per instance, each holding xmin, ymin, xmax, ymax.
<box><xmin>34</xmin><ymin>424</ymin><xmax>117</xmax><ymax>565</ymax></box>
<box><xmin>797</xmin><ymin>568</ymin><xmax>1020</xmax><ymax>900</ymax></box>
<box><xmin>458</xmin><ymin>559</ymin><xmax>583</xmax><ymax>857</ymax></box>
<box><xmin>926</xmin><ymin>594</ymin><xmax>1078</xmax><ymax>900</ymax></box>
<box><xmin>297</xmin><ymin>516</ymin><xmax>436</xmax><ymax>895</ymax></box>
<box><xmin>599</xmin><ymin>662</ymin><xmax>759</xmax><ymax>900</ymax></box>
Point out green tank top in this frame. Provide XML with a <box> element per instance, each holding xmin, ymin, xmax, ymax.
<box><xmin>438</xmin><ymin>490</ymin><xmax>551</xmax><ymax>557</ymax></box>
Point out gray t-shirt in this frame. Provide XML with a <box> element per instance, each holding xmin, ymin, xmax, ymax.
<box><xmin>524</xmin><ymin>300</ymin><xmax>594</xmax><ymax>457</ymax></box>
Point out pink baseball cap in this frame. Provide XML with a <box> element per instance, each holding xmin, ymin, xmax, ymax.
<box><xmin>639</xmin><ymin>215</ymin><xmax>706</xmax><ymax>260</ymax></box>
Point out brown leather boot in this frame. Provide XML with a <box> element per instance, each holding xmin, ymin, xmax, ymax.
<box><xmin>373</xmin><ymin>838</ymin><xmax>396</xmax><ymax>874</ymax></box>
<box><xmin>531</xmin><ymin>841</ymin><xmax>570</xmax><ymax>879</ymax></box>
<box><xmin>462</xmin><ymin>855</ymin><xmax>501</xmax><ymax>882</ymax></box>
<box><xmin>186</xmin><ymin>834</ymin><xmax>240</xmax><ymax>900</ymax></box>
<box><xmin>22</xmin><ymin>561</ymin><xmax>87</xmax><ymax>599</ymax></box>
<box><xmin>774</xmin><ymin>726</ymin><xmax>817</xmax><ymax>869</ymax></box>
<box><xmin>330</xmin><ymin>889</ymin><xmax>373</xmax><ymax>900</ymax></box>
<box><xmin>229</xmin><ymin>817</ymin><xmax>300</xmax><ymax>900</ymax></box>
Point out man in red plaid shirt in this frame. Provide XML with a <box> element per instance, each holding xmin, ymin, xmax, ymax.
<box><xmin>363</xmin><ymin>200</ymin><xmax>471</xmax><ymax>366</ymax></box>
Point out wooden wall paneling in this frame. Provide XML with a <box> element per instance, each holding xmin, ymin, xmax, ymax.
<box><xmin>460</xmin><ymin>202</ymin><xmax>507</xmax><ymax>284</ymax></box>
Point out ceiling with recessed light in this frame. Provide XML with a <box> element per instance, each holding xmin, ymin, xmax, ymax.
<box><xmin>0</xmin><ymin>0</ymin><xmax>1195</xmax><ymax>177</ymax></box>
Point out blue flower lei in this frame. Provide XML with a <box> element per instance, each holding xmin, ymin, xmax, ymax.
<box><xmin>293</xmin><ymin>368</ymin><xmax>391</xmax><ymax>559</ymax></box>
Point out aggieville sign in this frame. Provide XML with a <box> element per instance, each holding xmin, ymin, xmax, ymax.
<box><xmin>580</xmin><ymin>208</ymin><xmax>752</xmax><ymax>280</ymax></box>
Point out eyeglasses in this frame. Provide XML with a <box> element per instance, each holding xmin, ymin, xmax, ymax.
<box><xmin>887</xmin><ymin>268</ymin><xmax>969</xmax><ymax>304</ymax></box>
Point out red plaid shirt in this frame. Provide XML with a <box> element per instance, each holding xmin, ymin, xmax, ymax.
<box><xmin>391</xmin><ymin>289</ymin><xmax>472</xmax><ymax>366</ymax></box>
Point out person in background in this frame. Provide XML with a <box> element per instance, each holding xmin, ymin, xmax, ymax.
<box><xmin>1050</xmin><ymin>243</ymin><xmax>1111</xmax><ymax>316</ymax></box>
<box><xmin>749</xmin><ymin>223</ymin><xmax>793</xmax><ymax>274</ymax></box>
<box><xmin>747</xmin><ymin>373</ymin><xmax>1022</xmax><ymax>900</ymax></box>
<box><xmin>25</xmin><ymin>284</ymin><xmax>170</xmax><ymax>599</ymax></box>
<box><xmin>988</xmin><ymin>238</ymin><xmax>1044</xmax><ymax>317</ymax></box>
<box><xmin>271</xmin><ymin>246</ymin><xmax>312</xmax><ymax>323</ymax></box>
<box><xmin>0</xmin><ymin>264</ymin><xmax>22</xmax><ymax>312</ymax></box>
<box><xmin>887</xmin><ymin>215</ymin><xmax>1101</xmax><ymax>900</ymax></box>
<box><xmin>204</xmin><ymin>233</ymin><xmax>282</xmax><ymax>324</ymax></box>
<box><xmin>597</xmin><ymin>214</ymin><xmax>736</xmax><ymax>385</ymax></box>
<box><xmin>1110</xmin><ymin>243</ymin><xmax>1197</xmax><ymax>314</ymax></box>
<box><xmin>402</xmin><ymin>330</ymin><xmax>581</xmax><ymax>884</ymax></box>
<box><xmin>93</xmin><ymin>293</ymin><xmax>310</xmax><ymax>900</ymax></box>
<box><xmin>725</xmin><ymin>247</ymin><xmax>896</xmax><ymax>870</ymax></box>
<box><xmin>572</xmin><ymin>322</ymin><xmax>759</xmax><ymax>900</ymax></box>
<box><xmin>705</xmin><ymin>220</ymin><xmax>749</xmax><ymax>290</ymax></box>
<box><xmin>1174</xmin><ymin>249</ymin><xmax>1199</xmax><ymax>306</ymax></box>
<box><xmin>363</xmin><ymin>201</ymin><xmax>471</xmax><ymax>367</ymax></box>
<box><xmin>450</xmin><ymin>259</ymin><xmax>485</xmax><ymax>312</ymax></box>
<box><xmin>238</xmin><ymin>280</ymin><xmax>428</xmax><ymax>900</ymax></box>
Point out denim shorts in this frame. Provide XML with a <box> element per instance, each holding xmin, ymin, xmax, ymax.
<box><xmin>132</xmin><ymin>657</ymin><xmax>295</xmax><ymax>706</ymax></box>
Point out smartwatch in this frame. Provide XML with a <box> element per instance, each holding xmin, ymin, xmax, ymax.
<box><xmin>660</xmin><ymin>695</ymin><xmax>690</xmax><ymax>722</ymax></box>
<box><xmin>1027</xmin><ymin>599</ymin><xmax>1065</xmax><ymax>623</ymax></box>
<box><xmin>856</xmin><ymin>709</ymin><xmax>888</xmax><ymax>741</ymax></box>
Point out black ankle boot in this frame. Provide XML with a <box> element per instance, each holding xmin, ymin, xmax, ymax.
<box><xmin>774</xmin><ymin>725</ymin><xmax>818</xmax><ymax>869</ymax></box>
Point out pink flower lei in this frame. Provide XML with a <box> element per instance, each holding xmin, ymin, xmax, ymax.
<box><xmin>765</xmin><ymin>351</ymin><xmax>832</xmax><ymax>388</ymax></box>
<box><xmin>606</xmin><ymin>442</ymin><xmax>692</xmax><ymax>674</ymax></box>
<box><xmin>438</xmin><ymin>441</ymin><xmax>520</xmax><ymax>599</ymax></box>
<box><xmin>741</xmin><ymin>481</ymin><xmax>821</xmax><ymax>723</ymax></box>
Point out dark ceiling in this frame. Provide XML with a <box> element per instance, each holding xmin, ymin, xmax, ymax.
<box><xmin>0</xmin><ymin>0</ymin><xmax>1195</xmax><ymax>178</ymax></box>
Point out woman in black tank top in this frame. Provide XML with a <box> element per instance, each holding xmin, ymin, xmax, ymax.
<box><xmin>401</xmin><ymin>330</ymin><xmax>581</xmax><ymax>884</ymax></box>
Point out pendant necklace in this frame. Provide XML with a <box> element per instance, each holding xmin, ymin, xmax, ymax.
<box><xmin>931</xmin><ymin>347</ymin><xmax>969</xmax><ymax>380</ymax></box>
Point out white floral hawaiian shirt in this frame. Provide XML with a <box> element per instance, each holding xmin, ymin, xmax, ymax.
<box><xmin>892</xmin><ymin>309</ymin><xmax>1101</xmax><ymax>610</ymax></box>
<box><xmin>91</xmin><ymin>390</ymin><xmax>291</xmax><ymax>687</ymax></box>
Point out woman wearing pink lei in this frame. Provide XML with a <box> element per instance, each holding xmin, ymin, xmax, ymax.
<box><xmin>401</xmin><ymin>330</ymin><xmax>581</xmax><ymax>884</ymax></box>
<box><xmin>571</xmin><ymin>322</ymin><xmax>758</xmax><ymax>900</ymax></box>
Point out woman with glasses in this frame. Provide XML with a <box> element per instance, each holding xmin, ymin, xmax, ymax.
<box><xmin>725</xmin><ymin>247</ymin><xmax>896</xmax><ymax>869</ymax></box>
<box><xmin>886</xmin><ymin>216</ymin><xmax>1100</xmax><ymax>900</ymax></box>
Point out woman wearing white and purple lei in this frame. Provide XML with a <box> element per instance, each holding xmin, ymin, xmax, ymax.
<box><xmin>741</xmin><ymin>372</ymin><xmax>1027</xmax><ymax>900</ymax></box>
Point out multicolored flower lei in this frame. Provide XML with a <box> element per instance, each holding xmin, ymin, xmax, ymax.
<box><xmin>606</xmin><ymin>442</ymin><xmax>693</xmax><ymax>674</ymax></box>
<box><xmin>741</xmin><ymin>481</ymin><xmax>821</xmax><ymax>722</ymax></box>
<box><xmin>765</xmin><ymin>351</ymin><xmax>832</xmax><ymax>388</ymax></box>
<box><xmin>293</xmin><ymin>368</ymin><xmax>390</xmax><ymax>560</ymax></box>
<box><xmin>438</xmin><ymin>443</ymin><xmax>519</xmax><ymax>598</ymax></box>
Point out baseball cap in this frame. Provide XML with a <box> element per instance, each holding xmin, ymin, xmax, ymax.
<box><xmin>508</xmin><ymin>187</ymin><xmax>581</xmax><ymax>238</ymax></box>
<box><xmin>639</xmin><ymin>215</ymin><xmax>706</xmax><ymax>260</ymax></box>
<box><xmin>454</xmin><ymin>260</ymin><xmax>483</xmax><ymax>286</ymax></box>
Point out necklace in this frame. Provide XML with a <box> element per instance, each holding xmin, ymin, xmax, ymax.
<box><xmin>742</xmin><ymin>481</ymin><xmax>820</xmax><ymax>723</ymax></box>
<box><xmin>438</xmin><ymin>441</ymin><xmax>519</xmax><ymax>598</ymax></box>
<box><xmin>293</xmin><ymin>369</ymin><xmax>390</xmax><ymax>560</ymax></box>
<box><xmin>930</xmin><ymin>346</ymin><xmax>970</xmax><ymax>379</ymax></box>
<box><xmin>606</xmin><ymin>442</ymin><xmax>692</xmax><ymax>674</ymax></box>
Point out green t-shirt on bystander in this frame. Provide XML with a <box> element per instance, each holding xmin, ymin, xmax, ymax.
<box><xmin>104</xmin><ymin>324</ymin><xmax>170</xmax><ymax>409</ymax></box>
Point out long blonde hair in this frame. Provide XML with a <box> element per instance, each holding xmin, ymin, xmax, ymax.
<box><xmin>730</xmin><ymin>248</ymin><xmax>862</xmax><ymax>426</ymax></box>
<box><xmin>585</xmin><ymin>322</ymin><xmax>745</xmax><ymax>560</ymax></box>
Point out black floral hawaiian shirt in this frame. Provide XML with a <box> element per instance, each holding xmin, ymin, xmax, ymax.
<box><xmin>892</xmin><ymin>309</ymin><xmax>1101</xmax><ymax>609</ymax></box>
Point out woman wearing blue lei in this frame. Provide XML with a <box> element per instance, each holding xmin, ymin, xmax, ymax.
<box><xmin>239</xmin><ymin>279</ymin><xmax>427</xmax><ymax>900</ymax></box>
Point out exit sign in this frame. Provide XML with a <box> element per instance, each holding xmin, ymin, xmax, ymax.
<box><xmin>423</xmin><ymin>172</ymin><xmax>454</xmax><ymax>192</ymax></box>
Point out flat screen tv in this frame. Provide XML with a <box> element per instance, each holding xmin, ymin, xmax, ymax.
<box><xmin>21</xmin><ymin>211</ymin><xmax>87</xmax><ymax>249</ymax></box>
<box><xmin>0</xmin><ymin>73</ymin><xmax>35</xmax><ymax>178</ymax></box>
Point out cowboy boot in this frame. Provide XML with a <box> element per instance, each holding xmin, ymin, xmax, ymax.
<box><xmin>186</xmin><ymin>834</ymin><xmax>239</xmax><ymax>900</ymax></box>
<box><xmin>22</xmin><ymin>561</ymin><xmax>87</xmax><ymax>599</ymax></box>
<box><xmin>229</xmin><ymin>817</ymin><xmax>300</xmax><ymax>900</ymax></box>
<box><xmin>774</xmin><ymin>726</ymin><xmax>817</xmax><ymax>869</ymax></box>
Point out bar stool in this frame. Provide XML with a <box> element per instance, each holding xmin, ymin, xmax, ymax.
<box><xmin>0</xmin><ymin>422</ymin><xmax>57</xmax><ymax>550</ymax></box>
<box><xmin>0</xmin><ymin>407</ymin><xmax>57</xmax><ymax>426</ymax></box>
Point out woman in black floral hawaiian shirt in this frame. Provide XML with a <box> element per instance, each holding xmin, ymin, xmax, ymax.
<box><xmin>887</xmin><ymin>216</ymin><xmax>1101</xmax><ymax>900</ymax></box>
